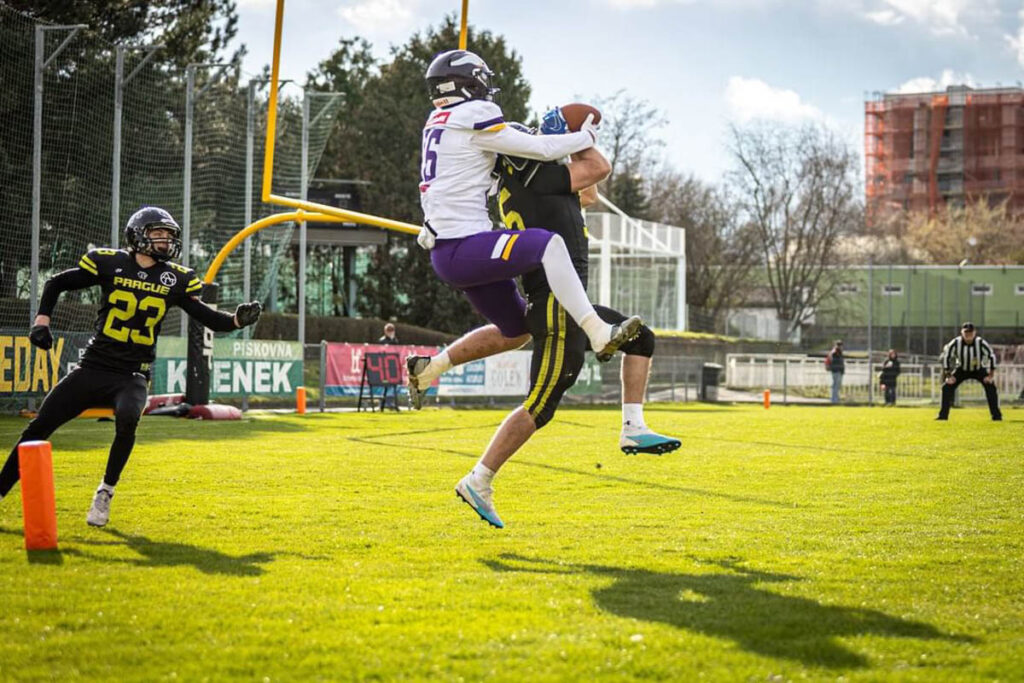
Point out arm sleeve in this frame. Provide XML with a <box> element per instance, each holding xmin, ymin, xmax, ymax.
<box><xmin>37</xmin><ymin>268</ymin><xmax>99</xmax><ymax>316</ymax></box>
<box><xmin>471</xmin><ymin>127</ymin><xmax>593</xmax><ymax>161</ymax></box>
<box><xmin>178</xmin><ymin>295</ymin><xmax>238</xmax><ymax>332</ymax></box>
<box><xmin>525</xmin><ymin>163</ymin><xmax>572</xmax><ymax>195</ymax></box>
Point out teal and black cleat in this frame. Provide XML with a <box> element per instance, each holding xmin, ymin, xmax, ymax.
<box><xmin>619</xmin><ymin>430</ymin><xmax>682</xmax><ymax>455</ymax></box>
<box><xmin>455</xmin><ymin>474</ymin><xmax>504</xmax><ymax>529</ymax></box>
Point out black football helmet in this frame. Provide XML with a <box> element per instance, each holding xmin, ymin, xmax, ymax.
<box><xmin>124</xmin><ymin>206</ymin><xmax>182</xmax><ymax>261</ymax></box>
<box><xmin>425</xmin><ymin>49</ymin><xmax>498</xmax><ymax>107</ymax></box>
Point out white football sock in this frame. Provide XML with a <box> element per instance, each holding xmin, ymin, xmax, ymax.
<box><xmin>540</xmin><ymin>235</ymin><xmax>611</xmax><ymax>349</ymax></box>
<box><xmin>98</xmin><ymin>482</ymin><xmax>115</xmax><ymax>495</ymax></box>
<box><xmin>418</xmin><ymin>349</ymin><xmax>452</xmax><ymax>383</ymax></box>
<box><xmin>472</xmin><ymin>462</ymin><xmax>496</xmax><ymax>486</ymax></box>
<box><xmin>622</xmin><ymin>403</ymin><xmax>646</xmax><ymax>431</ymax></box>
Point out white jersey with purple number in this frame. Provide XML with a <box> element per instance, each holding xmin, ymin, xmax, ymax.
<box><xmin>419</xmin><ymin>100</ymin><xmax>597</xmax><ymax>241</ymax></box>
<box><xmin>419</xmin><ymin>100</ymin><xmax>506</xmax><ymax>240</ymax></box>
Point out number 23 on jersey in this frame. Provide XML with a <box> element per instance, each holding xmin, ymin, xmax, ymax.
<box><xmin>102</xmin><ymin>290</ymin><xmax>166</xmax><ymax>346</ymax></box>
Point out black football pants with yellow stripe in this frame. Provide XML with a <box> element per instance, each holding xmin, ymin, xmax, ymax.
<box><xmin>524</xmin><ymin>294</ymin><xmax>654</xmax><ymax>429</ymax></box>
<box><xmin>0</xmin><ymin>366</ymin><xmax>148</xmax><ymax>498</ymax></box>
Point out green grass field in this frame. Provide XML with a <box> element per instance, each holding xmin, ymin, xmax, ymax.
<box><xmin>0</xmin><ymin>404</ymin><xmax>1021</xmax><ymax>680</ymax></box>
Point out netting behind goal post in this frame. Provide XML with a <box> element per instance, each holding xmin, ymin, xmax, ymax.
<box><xmin>0</xmin><ymin>5</ymin><xmax>343</xmax><ymax>411</ymax></box>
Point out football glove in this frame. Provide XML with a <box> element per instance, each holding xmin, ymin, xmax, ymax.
<box><xmin>234</xmin><ymin>301</ymin><xmax>262</xmax><ymax>328</ymax></box>
<box><xmin>29</xmin><ymin>324</ymin><xmax>53</xmax><ymax>350</ymax></box>
<box><xmin>417</xmin><ymin>223</ymin><xmax>437</xmax><ymax>250</ymax></box>
<box><xmin>540</xmin><ymin>107</ymin><xmax>568</xmax><ymax>136</ymax></box>
<box><xmin>579</xmin><ymin>113</ymin><xmax>599</xmax><ymax>144</ymax></box>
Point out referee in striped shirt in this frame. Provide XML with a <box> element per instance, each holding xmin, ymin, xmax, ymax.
<box><xmin>936</xmin><ymin>322</ymin><xmax>1002</xmax><ymax>421</ymax></box>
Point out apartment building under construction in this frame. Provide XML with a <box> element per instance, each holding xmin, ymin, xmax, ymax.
<box><xmin>865</xmin><ymin>85</ymin><xmax>1024</xmax><ymax>220</ymax></box>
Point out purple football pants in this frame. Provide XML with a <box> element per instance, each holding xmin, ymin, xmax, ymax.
<box><xmin>430</xmin><ymin>229</ymin><xmax>554</xmax><ymax>338</ymax></box>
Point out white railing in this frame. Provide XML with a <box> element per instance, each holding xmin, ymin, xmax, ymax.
<box><xmin>726</xmin><ymin>353</ymin><xmax>1024</xmax><ymax>404</ymax></box>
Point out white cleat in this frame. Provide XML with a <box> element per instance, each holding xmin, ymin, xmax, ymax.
<box><xmin>87</xmin><ymin>488</ymin><xmax>113</xmax><ymax>527</ymax></box>
<box><xmin>406</xmin><ymin>355</ymin><xmax>431</xmax><ymax>410</ymax></box>
<box><xmin>455</xmin><ymin>474</ymin><xmax>504</xmax><ymax>529</ymax></box>
<box><xmin>596</xmin><ymin>316</ymin><xmax>643</xmax><ymax>362</ymax></box>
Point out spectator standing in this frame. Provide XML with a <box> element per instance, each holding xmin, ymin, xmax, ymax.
<box><xmin>379</xmin><ymin>322</ymin><xmax>399</xmax><ymax>345</ymax></box>
<box><xmin>824</xmin><ymin>340</ymin><xmax>845</xmax><ymax>404</ymax></box>
<box><xmin>879</xmin><ymin>349</ymin><xmax>901</xmax><ymax>406</ymax></box>
<box><xmin>937</xmin><ymin>322</ymin><xmax>1001</xmax><ymax>421</ymax></box>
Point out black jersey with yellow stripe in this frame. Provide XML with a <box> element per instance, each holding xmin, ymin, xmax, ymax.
<box><xmin>77</xmin><ymin>249</ymin><xmax>203</xmax><ymax>374</ymax></box>
<box><xmin>494</xmin><ymin>155</ymin><xmax>588</xmax><ymax>299</ymax></box>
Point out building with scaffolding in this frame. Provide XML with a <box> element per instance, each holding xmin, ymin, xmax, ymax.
<box><xmin>865</xmin><ymin>85</ymin><xmax>1024</xmax><ymax>221</ymax></box>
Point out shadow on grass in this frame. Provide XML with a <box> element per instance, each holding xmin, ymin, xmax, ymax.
<box><xmin>483</xmin><ymin>554</ymin><xmax>977</xmax><ymax>669</ymax></box>
<box><xmin>1</xmin><ymin>525</ymin><xmax>322</xmax><ymax>576</ymax></box>
<box><xmin>0</xmin><ymin>415</ymin><xmax>315</xmax><ymax>452</ymax></box>
<box><xmin>347</xmin><ymin>434</ymin><xmax>791</xmax><ymax>508</ymax></box>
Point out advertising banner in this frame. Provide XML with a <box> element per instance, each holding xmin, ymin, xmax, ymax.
<box><xmin>0</xmin><ymin>329</ymin><xmax>92</xmax><ymax>398</ymax></box>
<box><xmin>324</xmin><ymin>343</ymin><xmax>439</xmax><ymax>397</ymax></box>
<box><xmin>151</xmin><ymin>337</ymin><xmax>303</xmax><ymax>396</ymax></box>
<box><xmin>567</xmin><ymin>355</ymin><xmax>604</xmax><ymax>396</ymax></box>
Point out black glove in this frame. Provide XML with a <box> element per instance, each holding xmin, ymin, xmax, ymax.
<box><xmin>234</xmin><ymin>301</ymin><xmax>262</xmax><ymax>328</ymax></box>
<box><xmin>29</xmin><ymin>324</ymin><xmax>53</xmax><ymax>350</ymax></box>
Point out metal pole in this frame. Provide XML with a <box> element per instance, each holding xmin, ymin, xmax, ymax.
<box><xmin>299</xmin><ymin>92</ymin><xmax>309</xmax><ymax>346</ymax></box>
<box><xmin>112</xmin><ymin>44</ymin><xmax>162</xmax><ymax>249</ymax></box>
<box><xmin>867</xmin><ymin>261</ymin><xmax>874</xmax><ymax>405</ymax></box>
<box><xmin>677</xmin><ymin>227</ymin><xmax>686</xmax><ymax>330</ymax></box>
<box><xmin>181</xmin><ymin>64</ymin><xmax>195</xmax><ymax>337</ymax></box>
<box><xmin>30</xmin><ymin>24</ymin><xmax>86</xmax><ymax>323</ymax></box>
<box><xmin>30</xmin><ymin>26</ymin><xmax>43</xmax><ymax>324</ymax></box>
<box><xmin>112</xmin><ymin>46</ymin><xmax>125</xmax><ymax>247</ymax></box>
<box><xmin>887</xmin><ymin>263</ymin><xmax>893</xmax><ymax>348</ymax></box>
<box><xmin>244</xmin><ymin>79</ymin><xmax>256</xmax><ymax>325</ymax></box>
<box><xmin>319</xmin><ymin>340</ymin><xmax>327</xmax><ymax>412</ymax></box>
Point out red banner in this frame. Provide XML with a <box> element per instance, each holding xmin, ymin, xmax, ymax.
<box><xmin>324</xmin><ymin>343</ymin><xmax>440</xmax><ymax>397</ymax></box>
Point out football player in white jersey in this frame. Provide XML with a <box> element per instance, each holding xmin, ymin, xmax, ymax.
<box><xmin>414</xmin><ymin>49</ymin><xmax>642</xmax><ymax>528</ymax></box>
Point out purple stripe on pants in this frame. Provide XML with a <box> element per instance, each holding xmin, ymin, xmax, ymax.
<box><xmin>431</xmin><ymin>229</ymin><xmax>554</xmax><ymax>338</ymax></box>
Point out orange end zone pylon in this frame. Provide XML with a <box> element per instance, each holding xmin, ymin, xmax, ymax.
<box><xmin>18</xmin><ymin>441</ymin><xmax>58</xmax><ymax>551</ymax></box>
<box><xmin>296</xmin><ymin>386</ymin><xmax>307</xmax><ymax>414</ymax></box>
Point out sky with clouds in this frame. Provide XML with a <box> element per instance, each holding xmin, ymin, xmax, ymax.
<box><xmin>233</xmin><ymin>0</ymin><xmax>1024</xmax><ymax>182</ymax></box>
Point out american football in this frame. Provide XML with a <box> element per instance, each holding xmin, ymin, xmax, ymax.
<box><xmin>559</xmin><ymin>102</ymin><xmax>602</xmax><ymax>131</ymax></box>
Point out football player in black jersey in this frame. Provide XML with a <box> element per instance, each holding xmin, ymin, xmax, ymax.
<box><xmin>408</xmin><ymin>111</ymin><xmax>680</xmax><ymax>528</ymax></box>
<box><xmin>0</xmin><ymin>207</ymin><xmax>262</xmax><ymax>527</ymax></box>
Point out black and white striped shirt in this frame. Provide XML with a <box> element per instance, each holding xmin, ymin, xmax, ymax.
<box><xmin>940</xmin><ymin>335</ymin><xmax>997</xmax><ymax>372</ymax></box>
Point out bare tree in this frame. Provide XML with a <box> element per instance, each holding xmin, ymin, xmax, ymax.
<box><xmin>647</xmin><ymin>169</ymin><xmax>759</xmax><ymax>329</ymax></box>
<box><xmin>729</xmin><ymin>122</ymin><xmax>861</xmax><ymax>337</ymax></box>
<box><xmin>590</xmin><ymin>90</ymin><xmax>667</xmax><ymax>217</ymax></box>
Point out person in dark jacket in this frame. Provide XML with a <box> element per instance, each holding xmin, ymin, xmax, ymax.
<box><xmin>825</xmin><ymin>340</ymin><xmax>845</xmax><ymax>404</ymax></box>
<box><xmin>879</xmin><ymin>349</ymin><xmax>901</xmax><ymax>406</ymax></box>
<box><xmin>378</xmin><ymin>322</ymin><xmax>399</xmax><ymax>345</ymax></box>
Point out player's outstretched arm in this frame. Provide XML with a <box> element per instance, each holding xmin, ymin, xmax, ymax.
<box><xmin>473</xmin><ymin>124</ymin><xmax>594</xmax><ymax>162</ymax></box>
<box><xmin>180</xmin><ymin>296</ymin><xmax>262</xmax><ymax>332</ymax></box>
<box><xmin>30</xmin><ymin>265</ymin><xmax>100</xmax><ymax>350</ymax></box>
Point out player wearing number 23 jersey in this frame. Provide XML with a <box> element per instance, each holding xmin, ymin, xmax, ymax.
<box><xmin>0</xmin><ymin>206</ymin><xmax>263</xmax><ymax>528</ymax></box>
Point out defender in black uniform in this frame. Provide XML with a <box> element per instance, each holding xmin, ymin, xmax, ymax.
<box><xmin>495</xmin><ymin>127</ymin><xmax>680</xmax><ymax>452</ymax></box>
<box><xmin>0</xmin><ymin>207</ymin><xmax>262</xmax><ymax>526</ymax></box>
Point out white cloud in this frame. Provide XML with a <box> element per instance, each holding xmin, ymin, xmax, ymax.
<box><xmin>864</xmin><ymin>9</ymin><xmax>903</xmax><ymax>27</ymax></box>
<box><xmin>1005</xmin><ymin>9</ymin><xmax>1024</xmax><ymax>69</ymax></box>
<box><xmin>724</xmin><ymin>76</ymin><xmax>824</xmax><ymax>124</ymax></box>
<box><xmin>337</xmin><ymin>0</ymin><xmax>416</xmax><ymax>35</ymax></box>
<box><xmin>860</xmin><ymin>0</ymin><xmax>997</xmax><ymax>37</ymax></box>
<box><xmin>893</xmin><ymin>69</ymin><xmax>976</xmax><ymax>94</ymax></box>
